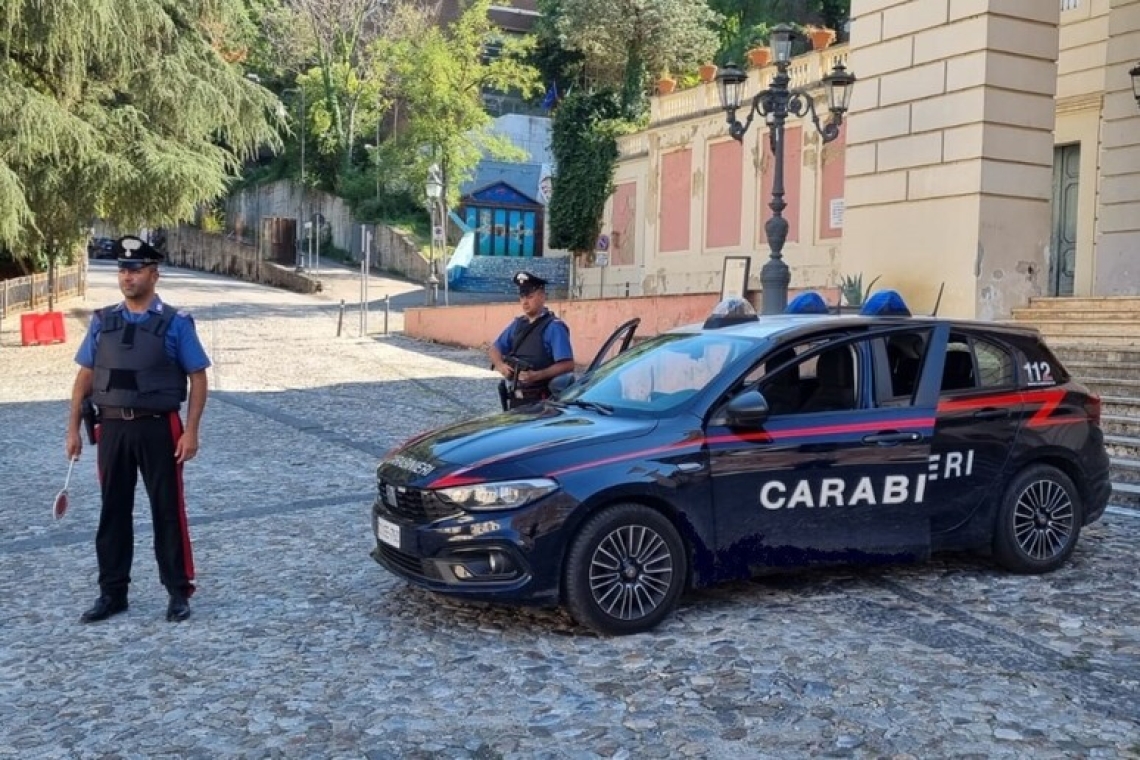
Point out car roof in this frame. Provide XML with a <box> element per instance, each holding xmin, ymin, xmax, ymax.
<box><xmin>667</xmin><ymin>313</ymin><xmax>1043</xmax><ymax>345</ymax></box>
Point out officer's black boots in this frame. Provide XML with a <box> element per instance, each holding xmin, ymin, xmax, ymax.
<box><xmin>79</xmin><ymin>594</ymin><xmax>128</xmax><ymax>623</ymax></box>
<box><xmin>166</xmin><ymin>594</ymin><xmax>190</xmax><ymax>622</ymax></box>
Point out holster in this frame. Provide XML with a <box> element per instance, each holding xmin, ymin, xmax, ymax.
<box><xmin>80</xmin><ymin>397</ymin><xmax>98</xmax><ymax>445</ymax></box>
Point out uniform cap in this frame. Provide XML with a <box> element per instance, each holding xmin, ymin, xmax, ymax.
<box><xmin>115</xmin><ymin>236</ymin><xmax>164</xmax><ymax>270</ymax></box>
<box><xmin>513</xmin><ymin>270</ymin><xmax>548</xmax><ymax>295</ymax></box>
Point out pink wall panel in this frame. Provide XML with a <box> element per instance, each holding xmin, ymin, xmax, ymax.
<box><xmin>611</xmin><ymin>182</ymin><xmax>637</xmax><ymax>266</ymax></box>
<box><xmin>659</xmin><ymin>149</ymin><xmax>692</xmax><ymax>253</ymax></box>
<box><xmin>759</xmin><ymin>126</ymin><xmax>802</xmax><ymax>244</ymax></box>
<box><xmin>819</xmin><ymin>126</ymin><xmax>846</xmax><ymax>239</ymax></box>
<box><xmin>705</xmin><ymin>141</ymin><xmax>744</xmax><ymax>249</ymax></box>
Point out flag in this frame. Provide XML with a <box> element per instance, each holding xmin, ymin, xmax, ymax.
<box><xmin>541</xmin><ymin>81</ymin><xmax>558</xmax><ymax>112</ymax></box>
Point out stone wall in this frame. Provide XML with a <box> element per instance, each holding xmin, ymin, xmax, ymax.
<box><xmin>165</xmin><ymin>227</ymin><xmax>319</xmax><ymax>294</ymax></box>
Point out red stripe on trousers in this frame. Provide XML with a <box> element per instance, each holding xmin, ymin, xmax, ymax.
<box><xmin>168</xmin><ymin>412</ymin><xmax>196</xmax><ymax>594</ymax></box>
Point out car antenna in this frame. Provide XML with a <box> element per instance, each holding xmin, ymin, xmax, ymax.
<box><xmin>929</xmin><ymin>282</ymin><xmax>945</xmax><ymax>316</ymax></box>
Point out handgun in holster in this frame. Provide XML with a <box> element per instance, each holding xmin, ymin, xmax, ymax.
<box><xmin>80</xmin><ymin>397</ymin><xmax>99</xmax><ymax>445</ymax></box>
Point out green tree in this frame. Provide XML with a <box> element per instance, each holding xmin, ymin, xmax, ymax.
<box><xmin>380</xmin><ymin>0</ymin><xmax>542</xmax><ymax>208</ymax></box>
<box><xmin>548</xmin><ymin>89</ymin><xmax>628</xmax><ymax>256</ymax></box>
<box><xmin>0</xmin><ymin>0</ymin><xmax>281</xmax><ymax>268</ymax></box>
<box><xmin>554</xmin><ymin>0</ymin><xmax>721</xmax><ymax>111</ymax></box>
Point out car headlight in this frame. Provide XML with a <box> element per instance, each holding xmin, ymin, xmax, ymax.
<box><xmin>435</xmin><ymin>478</ymin><xmax>558</xmax><ymax>512</ymax></box>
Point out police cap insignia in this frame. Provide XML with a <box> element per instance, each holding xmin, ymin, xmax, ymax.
<box><xmin>513</xmin><ymin>270</ymin><xmax>548</xmax><ymax>295</ymax></box>
<box><xmin>115</xmin><ymin>235</ymin><xmax>164</xmax><ymax>270</ymax></box>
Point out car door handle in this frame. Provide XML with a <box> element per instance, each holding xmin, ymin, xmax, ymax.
<box><xmin>972</xmin><ymin>408</ymin><xmax>1011</xmax><ymax>421</ymax></box>
<box><xmin>861</xmin><ymin>431</ymin><xmax>921</xmax><ymax>446</ymax></box>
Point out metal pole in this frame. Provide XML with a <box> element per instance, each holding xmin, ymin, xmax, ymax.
<box><xmin>761</xmin><ymin>60</ymin><xmax>792</xmax><ymax>316</ymax></box>
<box><xmin>440</xmin><ymin>197</ymin><xmax>449</xmax><ymax>306</ymax></box>
<box><xmin>314</xmin><ymin>206</ymin><xmax>321</xmax><ymax>276</ymax></box>
<box><xmin>337</xmin><ymin>300</ymin><xmax>345</xmax><ymax>337</ymax></box>
<box><xmin>384</xmin><ymin>294</ymin><xmax>389</xmax><ymax>336</ymax></box>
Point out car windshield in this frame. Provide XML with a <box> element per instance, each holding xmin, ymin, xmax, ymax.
<box><xmin>558</xmin><ymin>332</ymin><xmax>758</xmax><ymax>415</ymax></box>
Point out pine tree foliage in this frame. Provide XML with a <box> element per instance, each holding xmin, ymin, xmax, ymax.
<box><xmin>0</xmin><ymin>0</ymin><xmax>282</xmax><ymax>262</ymax></box>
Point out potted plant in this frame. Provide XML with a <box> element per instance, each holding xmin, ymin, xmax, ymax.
<box><xmin>698</xmin><ymin>62</ymin><xmax>718</xmax><ymax>83</ymax></box>
<box><xmin>839</xmin><ymin>273</ymin><xmax>881</xmax><ymax>308</ymax></box>
<box><xmin>747</xmin><ymin>46</ymin><xmax>772</xmax><ymax>67</ymax></box>
<box><xmin>656</xmin><ymin>71</ymin><xmax>677</xmax><ymax>94</ymax></box>
<box><xmin>806</xmin><ymin>25</ymin><xmax>836</xmax><ymax>50</ymax></box>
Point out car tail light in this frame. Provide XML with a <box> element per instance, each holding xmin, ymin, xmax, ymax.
<box><xmin>1084</xmin><ymin>394</ymin><xmax>1101</xmax><ymax>426</ymax></box>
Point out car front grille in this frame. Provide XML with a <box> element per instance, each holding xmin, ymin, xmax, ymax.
<box><xmin>377</xmin><ymin>480</ymin><xmax>459</xmax><ymax>522</ymax></box>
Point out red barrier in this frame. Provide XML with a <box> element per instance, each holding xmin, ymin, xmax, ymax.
<box><xmin>20</xmin><ymin>312</ymin><xmax>66</xmax><ymax>346</ymax></box>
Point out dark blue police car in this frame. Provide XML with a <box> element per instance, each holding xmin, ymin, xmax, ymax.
<box><xmin>371</xmin><ymin>293</ymin><xmax>1111</xmax><ymax>635</ymax></box>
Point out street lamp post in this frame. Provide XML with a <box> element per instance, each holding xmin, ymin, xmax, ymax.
<box><xmin>1130</xmin><ymin>62</ymin><xmax>1140</xmax><ymax>110</ymax></box>
<box><xmin>425</xmin><ymin>163</ymin><xmax>444</xmax><ymax>306</ymax></box>
<box><xmin>716</xmin><ymin>24</ymin><xmax>856</xmax><ymax>315</ymax></box>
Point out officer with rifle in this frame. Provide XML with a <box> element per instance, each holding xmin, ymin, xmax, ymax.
<box><xmin>489</xmin><ymin>271</ymin><xmax>575</xmax><ymax>410</ymax></box>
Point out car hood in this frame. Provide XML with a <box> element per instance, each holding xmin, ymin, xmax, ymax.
<box><xmin>378</xmin><ymin>404</ymin><xmax>658</xmax><ymax>487</ymax></box>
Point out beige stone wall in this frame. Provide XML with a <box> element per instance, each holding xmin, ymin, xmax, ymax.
<box><xmin>1094</xmin><ymin>0</ymin><xmax>1140</xmax><ymax>294</ymax></box>
<box><xmin>841</xmin><ymin>0</ymin><xmax>1061</xmax><ymax>319</ymax></box>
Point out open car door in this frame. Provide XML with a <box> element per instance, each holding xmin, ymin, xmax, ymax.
<box><xmin>549</xmin><ymin>318</ymin><xmax>641</xmax><ymax>397</ymax></box>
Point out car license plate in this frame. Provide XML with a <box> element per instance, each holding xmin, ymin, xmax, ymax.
<box><xmin>376</xmin><ymin>516</ymin><xmax>401</xmax><ymax>549</ymax></box>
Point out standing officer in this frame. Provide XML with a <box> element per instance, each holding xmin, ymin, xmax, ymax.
<box><xmin>65</xmin><ymin>236</ymin><xmax>211</xmax><ymax>623</ymax></box>
<box><xmin>489</xmin><ymin>270</ymin><xmax>575</xmax><ymax>409</ymax></box>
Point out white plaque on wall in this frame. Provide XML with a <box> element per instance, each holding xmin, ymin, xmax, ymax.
<box><xmin>830</xmin><ymin>198</ymin><xmax>845</xmax><ymax>229</ymax></box>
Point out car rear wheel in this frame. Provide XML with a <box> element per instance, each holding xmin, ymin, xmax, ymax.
<box><xmin>993</xmin><ymin>464</ymin><xmax>1082</xmax><ymax>574</ymax></box>
<box><xmin>563</xmin><ymin>503</ymin><xmax>687</xmax><ymax>636</ymax></box>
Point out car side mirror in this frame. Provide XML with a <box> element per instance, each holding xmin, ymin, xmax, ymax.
<box><xmin>725</xmin><ymin>390</ymin><xmax>770</xmax><ymax>427</ymax></box>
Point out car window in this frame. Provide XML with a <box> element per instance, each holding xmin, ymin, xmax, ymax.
<box><xmin>881</xmin><ymin>330</ymin><xmax>930</xmax><ymax>403</ymax></box>
<box><xmin>940</xmin><ymin>334</ymin><xmax>1015</xmax><ymax>394</ymax></box>
<box><xmin>754</xmin><ymin>339</ymin><xmax>861</xmax><ymax>416</ymax></box>
<box><xmin>560</xmin><ymin>333</ymin><xmax>753</xmax><ymax>414</ymax></box>
<box><xmin>973</xmin><ymin>338</ymin><xmax>1015</xmax><ymax>387</ymax></box>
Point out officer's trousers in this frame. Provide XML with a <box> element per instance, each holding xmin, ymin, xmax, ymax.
<box><xmin>95</xmin><ymin>412</ymin><xmax>195</xmax><ymax>599</ymax></box>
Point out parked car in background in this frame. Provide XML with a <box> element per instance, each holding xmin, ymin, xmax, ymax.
<box><xmin>87</xmin><ymin>237</ymin><xmax>116</xmax><ymax>259</ymax></box>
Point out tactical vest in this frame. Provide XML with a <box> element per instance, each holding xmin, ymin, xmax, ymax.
<box><xmin>91</xmin><ymin>306</ymin><xmax>187</xmax><ymax>411</ymax></box>
<box><xmin>507</xmin><ymin>312</ymin><xmax>556</xmax><ymax>387</ymax></box>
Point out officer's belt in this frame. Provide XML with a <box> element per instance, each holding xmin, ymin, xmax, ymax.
<box><xmin>99</xmin><ymin>406</ymin><xmax>168</xmax><ymax>420</ymax></box>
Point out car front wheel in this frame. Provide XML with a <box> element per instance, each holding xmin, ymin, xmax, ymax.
<box><xmin>993</xmin><ymin>463</ymin><xmax>1082</xmax><ymax>573</ymax></box>
<box><xmin>563</xmin><ymin>503</ymin><xmax>687</xmax><ymax>635</ymax></box>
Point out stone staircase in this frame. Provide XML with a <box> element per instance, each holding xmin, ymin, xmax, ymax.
<box><xmin>450</xmin><ymin>254</ymin><xmax>570</xmax><ymax>298</ymax></box>
<box><xmin>1010</xmin><ymin>297</ymin><xmax>1140</xmax><ymax>508</ymax></box>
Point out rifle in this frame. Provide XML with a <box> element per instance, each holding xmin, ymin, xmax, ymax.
<box><xmin>80</xmin><ymin>397</ymin><xmax>98</xmax><ymax>445</ymax></box>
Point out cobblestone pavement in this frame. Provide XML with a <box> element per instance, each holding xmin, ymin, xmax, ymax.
<box><xmin>1</xmin><ymin>262</ymin><xmax>1138</xmax><ymax>759</ymax></box>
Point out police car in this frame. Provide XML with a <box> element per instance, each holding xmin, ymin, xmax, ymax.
<box><xmin>370</xmin><ymin>292</ymin><xmax>1111</xmax><ymax>635</ymax></box>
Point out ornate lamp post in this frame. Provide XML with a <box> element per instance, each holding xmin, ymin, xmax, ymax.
<box><xmin>716</xmin><ymin>24</ymin><xmax>856</xmax><ymax>314</ymax></box>
<box><xmin>1130</xmin><ymin>62</ymin><xmax>1140</xmax><ymax>110</ymax></box>
<box><xmin>425</xmin><ymin>163</ymin><xmax>444</xmax><ymax>306</ymax></box>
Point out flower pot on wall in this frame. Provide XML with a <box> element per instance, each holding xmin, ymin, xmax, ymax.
<box><xmin>747</xmin><ymin>47</ymin><xmax>771</xmax><ymax>68</ymax></box>
<box><xmin>807</xmin><ymin>27</ymin><xmax>836</xmax><ymax>50</ymax></box>
<box><xmin>657</xmin><ymin>77</ymin><xmax>677</xmax><ymax>95</ymax></box>
<box><xmin>698</xmin><ymin>63</ymin><xmax>718</xmax><ymax>83</ymax></box>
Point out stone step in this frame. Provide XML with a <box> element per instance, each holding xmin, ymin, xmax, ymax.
<box><xmin>1110</xmin><ymin>457</ymin><xmax>1140</xmax><ymax>484</ymax></box>
<box><xmin>1062</xmin><ymin>360</ymin><xmax>1140</xmax><ymax>382</ymax></box>
<box><xmin>1111</xmin><ymin>481</ymin><xmax>1140</xmax><ymax>508</ymax></box>
<box><xmin>1103</xmin><ymin>414</ymin><xmax>1140</xmax><ymax>438</ymax></box>
<box><xmin>1024</xmin><ymin>321</ymin><xmax>1140</xmax><ymax>341</ymax></box>
<box><xmin>1081</xmin><ymin>377</ymin><xmax>1140</xmax><ymax>398</ymax></box>
<box><xmin>1025</xmin><ymin>296</ymin><xmax>1140</xmax><ymax>311</ymax></box>
<box><xmin>1105</xmin><ymin>433</ymin><xmax>1140</xmax><ymax>461</ymax></box>
<box><xmin>1103</xmin><ymin>397</ymin><xmax>1140</xmax><ymax>418</ymax></box>
<box><xmin>1048</xmin><ymin>345</ymin><xmax>1140</xmax><ymax>365</ymax></box>
<box><xmin>1011</xmin><ymin>308</ymin><xmax>1140</xmax><ymax>323</ymax></box>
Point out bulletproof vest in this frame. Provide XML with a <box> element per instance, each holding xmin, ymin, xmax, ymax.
<box><xmin>508</xmin><ymin>312</ymin><xmax>555</xmax><ymax>384</ymax></box>
<box><xmin>91</xmin><ymin>306</ymin><xmax>187</xmax><ymax>411</ymax></box>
